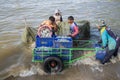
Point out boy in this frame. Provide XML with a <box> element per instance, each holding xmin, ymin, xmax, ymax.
<box><xmin>67</xmin><ymin>16</ymin><xmax>79</xmax><ymax>40</ymax></box>
<box><xmin>39</xmin><ymin>16</ymin><xmax>57</xmax><ymax>31</ymax></box>
<box><xmin>38</xmin><ymin>16</ymin><xmax>58</xmax><ymax>37</ymax></box>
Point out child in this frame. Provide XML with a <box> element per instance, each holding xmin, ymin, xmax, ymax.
<box><xmin>38</xmin><ymin>16</ymin><xmax>58</xmax><ymax>37</ymax></box>
<box><xmin>67</xmin><ymin>16</ymin><xmax>79</xmax><ymax>40</ymax></box>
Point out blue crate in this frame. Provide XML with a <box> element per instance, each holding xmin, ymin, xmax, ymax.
<box><xmin>34</xmin><ymin>56</ymin><xmax>43</xmax><ymax>60</ymax></box>
<box><xmin>61</xmin><ymin>56</ymin><xmax>71</xmax><ymax>61</ymax></box>
<box><xmin>96</xmin><ymin>50</ymin><xmax>106</xmax><ymax>61</ymax></box>
<box><xmin>34</xmin><ymin>56</ymin><xmax>49</xmax><ymax>61</ymax></box>
<box><xmin>36</xmin><ymin>35</ymin><xmax>54</xmax><ymax>48</ymax></box>
<box><xmin>34</xmin><ymin>48</ymin><xmax>53</xmax><ymax>55</ymax></box>
<box><xmin>61</xmin><ymin>49</ymin><xmax>70</xmax><ymax>55</ymax></box>
<box><xmin>55</xmin><ymin>42</ymin><xmax>73</xmax><ymax>48</ymax></box>
<box><xmin>94</xmin><ymin>44</ymin><xmax>106</xmax><ymax>61</ymax></box>
<box><xmin>33</xmin><ymin>55</ymin><xmax>71</xmax><ymax>61</ymax></box>
<box><xmin>94</xmin><ymin>44</ymin><xmax>101</xmax><ymax>48</ymax></box>
<box><xmin>34</xmin><ymin>36</ymin><xmax>73</xmax><ymax>62</ymax></box>
<box><xmin>54</xmin><ymin>37</ymin><xmax>73</xmax><ymax>48</ymax></box>
<box><xmin>61</xmin><ymin>50</ymin><xmax>71</xmax><ymax>61</ymax></box>
<box><xmin>34</xmin><ymin>50</ymin><xmax>51</xmax><ymax>55</ymax></box>
<box><xmin>34</xmin><ymin>50</ymin><xmax>42</xmax><ymax>54</ymax></box>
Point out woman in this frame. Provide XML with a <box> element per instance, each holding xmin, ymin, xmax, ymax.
<box><xmin>97</xmin><ymin>20</ymin><xmax>119</xmax><ymax>64</ymax></box>
<box><xmin>53</xmin><ymin>9</ymin><xmax>63</xmax><ymax>24</ymax></box>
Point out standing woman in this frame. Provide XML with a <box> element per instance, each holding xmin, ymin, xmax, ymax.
<box><xmin>53</xmin><ymin>9</ymin><xmax>63</xmax><ymax>24</ymax></box>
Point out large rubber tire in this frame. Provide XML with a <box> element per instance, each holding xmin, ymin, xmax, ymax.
<box><xmin>43</xmin><ymin>56</ymin><xmax>63</xmax><ymax>73</ymax></box>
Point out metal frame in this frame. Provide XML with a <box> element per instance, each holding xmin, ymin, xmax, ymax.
<box><xmin>32</xmin><ymin>40</ymin><xmax>98</xmax><ymax>65</ymax></box>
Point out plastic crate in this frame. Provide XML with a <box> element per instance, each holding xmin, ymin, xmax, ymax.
<box><xmin>94</xmin><ymin>44</ymin><xmax>106</xmax><ymax>61</ymax></box>
<box><xmin>34</xmin><ymin>50</ymin><xmax>52</xmax><ymax>55</ymax></box>
<box><xmin>54</xmin><ymin>36</ymin><xmax>73</xmax><ymax>48</ymax></box>
<box><xmin>54</xmin><ymin>36</ymin><xmax>72</xmax><ymax>61</ymax></box>
<box><xmin>34</xmin><ymin>36</ymin><xmax>73</xmax><ymax>62</ymax></box>
<box><xmin>96</xmin><ymin>50</ymin><xmax>106</xmax><ymax>61</ymax></box>
<box><xmin>33</xmin><ymin>55</ymin><xmax>50</xmax><ymax>61</ymax></box>
<box><xmin>34</xmin><ymin>47</ymin><xmax>53</xmax><ymax>55</ymax></box>
<box><xmin>61</xmin><ymin>56</ymin><xmax>71</xmax><ymax>61</ymax></box>
<box><xmin>36</xmin><ymin>35</ymin><xmax>54</xmax><ymax>48</ymax></box>
<box><xmin>34</xmin><ymin>56</ymin><xmax>43</xmax><ymax>60</ymax></box>
<box><xmin>61</xmin><ymin>49</ymin><xmax>70</xmax><ymax>55</ymax></box>
<box><xmin>33</xmin><ymin>49</ymin><xmax>71</xmax><ymax>61</ymax></box>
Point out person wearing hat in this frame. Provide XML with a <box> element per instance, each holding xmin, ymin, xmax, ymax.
<box><xmin>97</xmin><ymin>20</ymin><xmax>119</xmax><ymax>64</ymax></box>
<box><xmin>53</xmin><ymin>9</ymin><xmax>63</xmax><ymax>24</ymax></box>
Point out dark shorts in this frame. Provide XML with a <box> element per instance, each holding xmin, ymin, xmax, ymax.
<box><xmin>101</xmin><ymin>47</ymin><xmax>119</xmax><ymax>64</ymax></box>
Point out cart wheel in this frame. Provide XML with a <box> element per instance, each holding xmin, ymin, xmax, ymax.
<box><xmin>43</xmin><ymin>56</ymin><xmax>63</xmax><ymax>73</ymax></box>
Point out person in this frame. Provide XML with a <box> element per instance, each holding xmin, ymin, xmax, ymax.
<box><xmin>39</xmin><ymin>16</ymin><xmax>57</xmax><ymax>31</ymax></box>
<box><xmin>53</xmin><ymin>9</ymin><xmax>63</xmax><ymax>24</ymax></box>
<box><xmin>67</xmin><ymin>16</ymin><xmax>79</xmax><ymax>40</ymax></box>
<box><xmin>97</xmin><ymin>20</ymin><xmax>120</xmax><ymax>64</ymax></box>
<box><xmin>38</xmin><ymin>16</ymin><xmax>58</xmax><ymax>37</ymax></box>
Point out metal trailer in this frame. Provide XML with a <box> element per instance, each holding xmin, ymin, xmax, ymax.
<box><xmin>32</xmin><ymin>35</ymin><xmax>103</xmax><ymax>73</ymax></box>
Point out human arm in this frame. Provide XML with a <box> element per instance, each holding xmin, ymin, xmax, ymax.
<box><xmin>98</xmin><ymin>39</ymin><xmax>102</xmax><ymax>43</ymax></box>
<box><xmin>101</xmin><ymin>31</ymin><xmax>108</xmax><ymax>48</ymax></box>
<box><xmin>39</xmin><ymin>20</ymin><xmax>46</xmax><ymax>27</ymax></box>
<box><xmin>71</xmin><ymin>26</ymin><xmax>79</xmax><ymax>37</ymax></box>
<box><xmin>37</xmin><ymin>26</ymin><xmax>41</xmax><ymax>36</ymax></box>
<box><xmin>52</xmin><ymin>23</ymin><xmax>58</xmax><ymax>32</ymax></box>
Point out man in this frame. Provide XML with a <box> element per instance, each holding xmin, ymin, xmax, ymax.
<box><xmin>39</xmin><ymin>16</ymin><xmax>57</xmax><ymax>31</ymax></box>
<box><xmin>67</xmin><ymin>16</ymin><xmax>79</xmax><ymax>40</ymax></box>
<box><xmin>97</xmin><ymin>20</ymin><xmax>120</xmax><ymax>64</ymax></box>
<box><xmin>38</xmin><ymin>16</ymin><xmax>58</xmax><ymax>37</ymax></box>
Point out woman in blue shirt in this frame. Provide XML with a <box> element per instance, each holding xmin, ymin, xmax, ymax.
<box><xmin>97</xmin><ymin>20</ymin><xmax>119</xmax><ymax>64</ymax></box>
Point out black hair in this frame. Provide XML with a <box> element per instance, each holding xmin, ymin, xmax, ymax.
<box><xmin>68</xmin><ymin>16</ymin><xmax>74</xmax><ymax>20</ymax></box>
<box><xmin>49</xmin><ymin>16</ymin><xmax>55</xmax><ymax>22</ymax></box>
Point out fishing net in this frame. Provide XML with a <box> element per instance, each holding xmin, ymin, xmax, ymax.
<box><xmin>21</xmin><ymin>21</ymin><xmax>90</xmax><ymax>43</ymax></box>
<box><xmin>21</xmin><ymin>27</ymin><xmax>37</xmax><ymax>43</ymax></box>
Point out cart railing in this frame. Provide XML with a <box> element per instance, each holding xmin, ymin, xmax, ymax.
<box><xmin>32</xmin><ymin>40</ymin><xmax>102</xmax><ymax>65</ymax></box>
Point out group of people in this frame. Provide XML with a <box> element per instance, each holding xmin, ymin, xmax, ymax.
<box><xmin>37</xmin><ymin>9</ymin><xmax>120</xmax><ymax>64</ymax></box>
<box><xmin>37</xmin><ymin>9</ymin><xmax>79</xmax><ymax>40</ymax></box>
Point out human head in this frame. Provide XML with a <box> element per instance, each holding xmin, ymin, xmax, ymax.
<box><xmin>100</xmin><ymin>20</ymin><xmax>106</xmax><ymax>27</ymax></box>
<box><xmin>49</xmin><ymin>16</ymin><xmax>55</xmax><ymax>23</ymax></box>
<box><xmin>68</xmin><ymin>16</ymin><xmax>74</xmax><ymax>24</ymax></box>
<box><xmin>54</xmin><ymin>9</ymin><xmax>61</xmax><ymax>16</ymax></box>
<box><xmin>97</xmin><ymin>20</ymin><xmax>107</xmax><ymax>30</ymax></box>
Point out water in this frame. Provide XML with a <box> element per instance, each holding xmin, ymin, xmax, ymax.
<box><xmin>0</xmin><ymin>0</ymin><xmax>120</xmax><ymax>80</ymax></box>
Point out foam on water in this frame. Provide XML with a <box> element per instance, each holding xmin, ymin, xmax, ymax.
<box><xmin>73</xmin><ymin>50</ymin><xmax>120</xmax><ymax>73</ymax></box>
<box><xmin>19</xmin><ymin>65</ymin><xmax>37</xmax><ymax>77</ymax></box>
<box><xmin>19</xmin><ymin>64</ymin><xmax>46</xmax><ymax>77</ymax></box>
<box><xmin>73</xmin><ymin>57</ymin><xmax>100</xmax><ymax>66</ymax></box>
<box><xmin>0</xmin><ymin>64</ymin><xmax>46</xmax><ymax>79</ymax></box>
<box><xmin>90</xmin><ymin>65</ymin><xmax>103</xmax><ymax>72</ymax></box>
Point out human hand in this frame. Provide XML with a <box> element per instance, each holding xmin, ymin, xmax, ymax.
<box><xmin>97</xmin><ymin>40</ymin><xmax>102</xmax><ymax>44</ymax></box>
<box><xmin>67</xmin><ymin>34</ymin><xmax>72</xmax><ymax>37</ymax></box>
<box><xmin>102</xmin><ymin>46</ymin><xmax>105</xmax><ymax>49</ymax></box>
<box><xmin>96</xmin><ymin>24</ymin><xmax>101</xmax><ymax>29</ymax></box>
